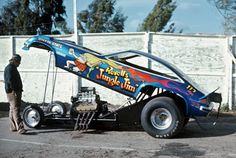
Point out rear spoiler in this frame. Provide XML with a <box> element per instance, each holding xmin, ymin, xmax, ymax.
<box><xmin>207</xmin><ymin>92</ymin><xmax>222</xmax><ymax>103</ymax></box>
<box><xmin>206</xmin><ymin>89</ymin><xmax>222</xmax><ymax>120</ymax></box>
<box><xmin>201</xmin><ymin>88</ymin><xmax>222</xmax><ymax>104</ymax></box>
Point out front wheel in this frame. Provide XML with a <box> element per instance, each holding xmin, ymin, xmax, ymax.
<box><xmin>23</xmin><ymin>105</ymin><xmax>44</xmax><ymax>128</ymax></box>
<box><xmin>141</xmin><ymin>97</ymin><xmax>184</xmax><ymax>138</ymax></box>
<box><xmin>48</xmin><ymin>101</ymin><xmax>67</xmax><ymax>117</ymax></box>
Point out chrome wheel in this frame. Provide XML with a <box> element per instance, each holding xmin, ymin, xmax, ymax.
<box><xmin>150</xmin><ymin>108</ymin><xmax>172</xmax><ymax>130</ymax></box>
<box><xmin>141</xmin><ymin>97</ymin><xmax>184</xmax><ymax>138</ymax></box>
<box><xmin>24</xmin><ymin>108</ymin><xmax>41</xmax><ymax>128</ymax></box>
<box><xmin>49</xmin><ymin>101</ymin><xmax>66</xmax><ymax>117</ymax></box>
<box><xmin>51</xmin><ymin>104</ymin><xmax>64</xmax><ymax>115</ymax></box>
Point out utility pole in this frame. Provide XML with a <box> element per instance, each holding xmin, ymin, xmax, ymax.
<box><xmin>73</xmin><ymin>0</ymin><xmax>81</xmax><ymax>95</ymax></box>
<box><xmin>73</xmin><ymin>0</ymin><xmax>78</xmax><ymax>44</ymax></box>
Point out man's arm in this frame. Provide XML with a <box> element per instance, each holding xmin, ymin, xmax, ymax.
<box><xmin>4</xmin><ymin>66</ymin><xmax>13</xmax><ymax>93</ymax></box>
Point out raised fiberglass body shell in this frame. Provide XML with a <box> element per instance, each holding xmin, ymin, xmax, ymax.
<box><xmin>22</xmin><ymin>35</ymin><xmax>214</xmax><ymax>117</ymax></box>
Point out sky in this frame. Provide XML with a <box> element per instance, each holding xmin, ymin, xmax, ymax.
<box><xmin>65</xmin><ymin>0</ymin><xmax>224</xmax><ymax>34</ymax></box>
<box><xmin>0</xmin><ymin>0</ymin><xmax>225</xmax><ymax>34</ymax></box>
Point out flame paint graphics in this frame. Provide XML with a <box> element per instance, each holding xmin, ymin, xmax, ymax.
<box><xmin>124</xmin><ymin>68</ymin><xmax>187</xmax><ymax>95</ymax></box>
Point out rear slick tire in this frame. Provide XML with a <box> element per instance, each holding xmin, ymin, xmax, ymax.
<box><xmin>141</xmin><ymin>97</ymin><xmax>184</xmax><ymax>138</ymax></box>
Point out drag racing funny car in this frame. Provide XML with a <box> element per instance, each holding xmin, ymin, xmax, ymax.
<box><xmin>22</xmin><ymin>35</ymin><xmax>222</xmax><ymax>138</ymax></box>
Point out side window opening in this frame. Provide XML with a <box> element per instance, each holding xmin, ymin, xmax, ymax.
<box><xmin>109</xmin><ymin>53</ymin><xmax>181</xmax><ymax>81</ymax></box>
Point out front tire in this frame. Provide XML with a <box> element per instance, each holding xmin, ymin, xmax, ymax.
<box><xmin>23</xmin><ymin>105</ymin><xmax>44</xmax><ymax>128</ymax></box>
<box><xmin>141</xmin><ymin>97</ymin><xmax>184</xmax><ymax>138</ymax></box>
<box><xmin>48</xmin><ymin>101</ymin><xmax>67</xmax><ymax>117</ymax></box>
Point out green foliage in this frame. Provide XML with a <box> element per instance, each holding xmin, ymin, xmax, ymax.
<box><xmin>0</xmin><ymin>1</ymin><xmax>21</xmax><ymax>35</ymax></box>
<box><xmin>14</xmin><ymin>0</ymin><xmax>32</xmax><ymax>35</ymax></box>
<box><xmin>209</xmin><ymin>0</ymin><xmax>236</xmax><ymax>34</ymax></box>
<box><xmin>139</xmin><ymin>0</ymin><xmax>176</xmax><ymax>32</ymax></box>
<box><xmin>77</xmin><ymin>0</ymin><xmax>127</xmax><ymax>33</ymax></box>
<box><xmin>0</xmin><ymin>0</ymin><xmax>71</xmax><ymax>35</ymax></box>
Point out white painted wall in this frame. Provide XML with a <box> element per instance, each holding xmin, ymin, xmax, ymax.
<box><xmin>151</xmin><ymin>33</ymin><xmax>228</xmax><ymax>104</ymax></box>
<box><xmin>0</xmin><ymin>33</ymin><xmax>232</xmax><ymax>108</ymax></box>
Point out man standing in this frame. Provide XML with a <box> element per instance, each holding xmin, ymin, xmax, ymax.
<box><xmin>4</xmin><ymin>54</ymin><xmax>26</xmax><ymax>134</ymax></box>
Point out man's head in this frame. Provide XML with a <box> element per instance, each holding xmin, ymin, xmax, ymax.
<box><xmin>9</xmin><ymin>54</ymin><xmax>21</xmax><ymax>67</ymax></box>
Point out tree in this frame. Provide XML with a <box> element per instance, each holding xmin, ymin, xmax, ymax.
<box><xmin>36</xmin><ymin>0</ymin><xmax>67</xmax><ymax>34</ymax></box>
<box><xmin>108</xmin><ymin>10</ymin><xmax>126</xmax><ymax>32</ymax></box>
<box><xmin>14</xmin><ymin>0</ymin><xmax>33</xmax><ymax>35</ymax></box>
<box><xmin>0</xmin><ymin>1</ymin><xmax>21</xmax><ymax>35</ymax></box>
<box><xmin>0</xmin><ymin>16</ymin><xmax>3</xmax><ymax>35</ymax></box>
<box><xmin>209</xmin><ymin>0</ymin><xmax>236</xmax><ymax>34</ymax></box>
<box><xmin>139</xmin><ymin>0</ymin><xmax>177</xmax><ymax>32</ymax></box>
<box><xmin>77</xmin><ymin>0</ymin><xmax>127</xmax><ymax>33</ymax></box>
<box><xmin>0</xmin><ymin>0</ymin><xmax>70</xmax><ymax>35</ymax></box>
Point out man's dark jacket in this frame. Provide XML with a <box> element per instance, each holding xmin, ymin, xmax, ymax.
<box><xmin>4</xmin><ymin>63</ymin><xmax>23</xmax><ymax>93</ymax></box>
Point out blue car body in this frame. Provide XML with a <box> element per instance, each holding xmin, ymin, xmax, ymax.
<box><xmin>22</xmin><ymin>35</ymin><xmax>221</xmax><ymax>117</ymax></box>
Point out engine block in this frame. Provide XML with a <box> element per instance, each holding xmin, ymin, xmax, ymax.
<box><xmin>71</xmin><ymin>87</ymin><xmax>99</xmax><ymax>112</ymax></box>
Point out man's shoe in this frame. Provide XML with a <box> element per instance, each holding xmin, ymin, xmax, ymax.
<box><xmin>11</xmin><ymin>129</ymin><xmax>17</xmax><ymax>132</ymax></box>
<box><xmin>18</xmin><ymin>129</ymin><xmax>27</xmax><ymax>134</ymax></box>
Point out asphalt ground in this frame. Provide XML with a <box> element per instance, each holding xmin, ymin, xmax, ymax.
<box><xmin>1</xmin><ymin>111</ymin><xmax>236</xmax><ymax>158</ymax></box>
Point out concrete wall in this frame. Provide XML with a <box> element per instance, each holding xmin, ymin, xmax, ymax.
<box><xmin>0</xmin><ymin>32</ymin><xmax>232</xmax><ymax>108</ymax></box>
<box><xmin>151</xmin><ymin>34</ymin><xmax>228</xmax><ymax>105</ymax></box>
<box><xmin>232</xmin><ymin>36</ymin><xmax>236</xmax><ymax>108</ymax></box>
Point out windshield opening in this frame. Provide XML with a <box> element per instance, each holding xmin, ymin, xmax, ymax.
<box><xmin>107</xmin><ymin>51</ymin><xmax>208</xmax><ymax>93</ymax></box>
